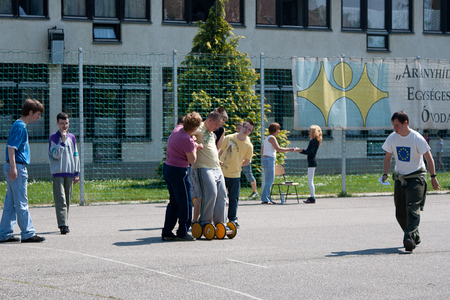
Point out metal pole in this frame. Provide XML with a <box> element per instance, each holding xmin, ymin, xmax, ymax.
<box><xmin>173</xmin><ymin>50</ymin><xmax>178</xmax><ymax>127</ymax></box>
<box><xmin>341</xmin><ymin>129</ymin><xmax>346</xmax><ymax>195</ymax></box>
<box><xmin>260</xmin><ymin>53</ymin><xmax>265</xmax><ymax>190</ymax></box>
<box><xmin>78</xmin><ymin>48</ymin><xmax>85</xmax><ymax>205</ymax></box>
<box><xmin>260</xmin><ymin>53</ymin><xmax>265</xmax><ymax>141</ymax></box>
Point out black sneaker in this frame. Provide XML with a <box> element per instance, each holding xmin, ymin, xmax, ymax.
<box><xmin>250</xmin><ymin>192</ymin><xmax>259</xmax><ymax>198</ymax></box>
<box><xmin>60</xmin><ymin>226</ymin><xmax>70</xmax><ymax>234</ymax></box>
<box><xmin>304</xmin><ymin>197</ymin><xmax>316</xmax><ymax>204</ymax></box>
<box><xmin>161</xmin><ymin>233</ymin><xmax>177</xmax><ymax>241</ymax></box>
<box><xmin>176</xmin><ymin>234</ymin><xmax>196</xmax><ymax>241</ymax></box>
<box><xmin>21</xmin><ymin>235</ymin><xmax>45</xmax><ymax>243</ymax></box>
<box><xmin>0</xmin><ymin>236</ymin><xmax>20</xmax><ymax>243</ymax></box>
<box><xmin>404</xmin><ymin>238</ymin><xmax>416</xmax><ymax>252</ymax></box>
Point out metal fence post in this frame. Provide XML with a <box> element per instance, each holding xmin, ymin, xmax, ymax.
<box><xmin>78</xmin><ymin>48</ymin><xmax>85</xmax><ymax>205</ymax></box>
<box><xmin>260</xmin><ymin>53</ymin><xmax>265</xmax><ymax>190</ymax></box>
<box><xmin>173</xmin><ymin>50</ymin><xmax>178</xmax><ymax>127</ymax></box>
<box><xmin>341</xmin><ymin>129</ymin><xmax>346</xmax><ymax>195</ymax></box>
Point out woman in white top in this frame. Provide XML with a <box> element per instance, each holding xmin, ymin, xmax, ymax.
<box><xmin>260</xmin><ymin>123</ymin><xmax>295</xmax><ymax>204</ymax></box>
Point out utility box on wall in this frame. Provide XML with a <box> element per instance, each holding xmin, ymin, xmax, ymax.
<box><xmin>48</xmin><ymin>28</ymin><xmax>64</xmax><ymax>65</ymax></box>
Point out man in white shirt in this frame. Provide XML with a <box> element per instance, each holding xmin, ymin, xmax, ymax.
<box><xmin>382</xmin><ymin>111</ymin><xmax>440</xmax><ymax>252</ymax></box>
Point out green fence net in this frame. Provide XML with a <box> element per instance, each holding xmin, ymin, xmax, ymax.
<box><xmin>0</xmin><ymin>50</ymin><xmax>448</xmax><ymax>205</ymax></box>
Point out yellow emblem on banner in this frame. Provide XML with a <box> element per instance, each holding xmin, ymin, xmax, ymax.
<box><xmin>297</xmin><ymin>62</ymin><xmax>388</xmax><ymax>126</ymax></box>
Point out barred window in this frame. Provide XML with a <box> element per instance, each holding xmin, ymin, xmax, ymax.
<box><xmin>0</xmin><ymin>63</ymin><xmax>49</xmax><ymax>140</ymax></box>
<box><xmin>62</xmin><ymin>65</ymin><xmax>151</xmax><ymax>162</ymax></box>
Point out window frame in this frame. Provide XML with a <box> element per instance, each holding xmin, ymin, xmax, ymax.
<box><xmin>0</xmin><ymin>0</ymin><xmax>48</xmax><ymax>18</ymax></box>
<box><xmin>61</xmin><ymin>0</ymin><xmax>151</xmax><ymax>22</ymax></box>
<box><xmin>423</xmin><ymin>0</ymin><xmax>450</xmax><ymax>34</ymax></box>
<box><xmin>162</xmin><ymin>0</ymin><xmax>245</xmax><ymax>26</ymax></box>
<box><xmin>341</xmin><ymin>0</ymin><xmax>413</xmax><ymax>33</ymax></box>
<box><xmin>0</xmin><ymin>63</ymin><xmax>49</xmax><ymax>141</ymax></box>
<box><xmin>256</xmin><ymin>0</ymin><xmax>331</xmax><ymax>30</ymax></box>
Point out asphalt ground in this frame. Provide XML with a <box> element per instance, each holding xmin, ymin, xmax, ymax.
<box><xmin>0</xmin><ymin>194</ymin><xmax>449</xmax><ymax>300</ymax></box>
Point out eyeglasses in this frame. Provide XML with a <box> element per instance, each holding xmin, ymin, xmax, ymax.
<box><xmin>242</xmin><ymin>125</ymin><xmax>253</xmax><ymax>132</ymax></box>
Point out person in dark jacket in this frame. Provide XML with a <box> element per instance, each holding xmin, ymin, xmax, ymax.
<box><xmin>297</xmin><ymin>125</ymin><xmax>323</xmax><ymax>203</ymax></box>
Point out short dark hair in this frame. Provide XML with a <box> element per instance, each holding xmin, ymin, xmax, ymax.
<box><xmin>243</xmin><ymin>120</ymin><xmax>255</xmax><ymax>133</ymax></box>
<box><xmin>21</xmin><ymin>99</ymin><xmax>44</xmax><ymax>117</ymax></box>
<box><xmin>391</xmin><ymin>111</ymin><xmax>409</xmax><ymax>124</ymax></box>
<box><xmin>57</xmin><ymin>112</ymin><xmax>69</xmax><ymax>122</ymax></box>
<box><xmin>268</xmin><ymin>122</ymin><xmax>281</xmax><ymax>134</ymax></box>
<box><xmin>177</xmin><ymin>115</ymin><xmax>185</xmax><ymax>125</ymax></box>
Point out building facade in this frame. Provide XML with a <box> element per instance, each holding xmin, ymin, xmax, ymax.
<box><xmin>0</xmin><ymin>0</ymin><xmax>448</xmax><ymax>179</ymax></box>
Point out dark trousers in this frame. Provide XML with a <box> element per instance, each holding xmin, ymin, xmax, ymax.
<box><xmin>394</xmin><ymin>177</ymin><xmax>426</xmax><ymax>244</ymax></box>
<box><xmin>225</xmin><ymin>177</ymin><xmax>240</xmax><ymax>222</ymax></box>
<box><xmin>162</xmin><ymin>164</ymin><xmax>192</xmax><ymax>237</ymax></box>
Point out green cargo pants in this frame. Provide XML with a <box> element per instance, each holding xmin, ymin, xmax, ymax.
<box><xmin>393</xmin><ymin>176</ymin><xmax>426</xmax><ymax>245</ymax></box>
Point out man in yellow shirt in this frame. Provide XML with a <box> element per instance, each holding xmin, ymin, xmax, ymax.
<box><xmin>219</xmin><ymin>121</ymin><xmax>255</xmax><ymax>228</ymax></box>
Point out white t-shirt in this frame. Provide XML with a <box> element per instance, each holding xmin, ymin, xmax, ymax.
<box><xmin>263</xmin><ymin>135</ymin><xmax>276</xmax><ymax>157</ymax></box>
<box><xmin>382</xmin><ymin>129</ymin><xmax>430</xmax><ymax>175</ymax></box>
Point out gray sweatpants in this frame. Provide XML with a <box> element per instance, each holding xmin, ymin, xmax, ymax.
<box><xmin>197</xmin><ymin>168</ymin><xmax>227</xmax><ymax>225</ymax></box>
<box><xmin>52</xmin><ymin>176</ymin><xmax>73</xmax><ymax>227</ymax></box>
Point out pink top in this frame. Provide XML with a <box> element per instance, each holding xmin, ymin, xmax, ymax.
<box><xmin>165</xmin><ymin>126</ymin><xmax>195</xmax><ymax>168</ymax></box>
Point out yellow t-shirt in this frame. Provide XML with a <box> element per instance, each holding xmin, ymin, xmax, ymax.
<box><xmin>192</xmin><ymin>122</ymin><xmax>220</xmax><ymax>169</ymax></box>
<box><xmin>219</xmin><ymin>133</ymin><xmax>253</xmax><ymax>178</ymax></box>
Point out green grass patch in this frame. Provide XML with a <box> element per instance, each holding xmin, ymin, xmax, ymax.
<box><xmin>0</xmin><ymin>172</ymin><xmax>448</xmax><ymax>206</ymax></box>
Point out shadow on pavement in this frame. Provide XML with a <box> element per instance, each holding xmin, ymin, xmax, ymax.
<box><xmin>326</xmin><ymin>247</ymin><xmax>404</xmax><ymax>257</ymax></box>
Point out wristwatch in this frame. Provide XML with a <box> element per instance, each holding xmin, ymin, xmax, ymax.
<box><xmin>430</xmin><ymin>174</ymin><xmax>437</xmax><ymax>178</ymax></box>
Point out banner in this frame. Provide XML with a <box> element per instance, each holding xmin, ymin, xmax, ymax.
<box><xmin>292</xmin><ymin>57</ymin><xmax>450</xmax><ymax>130</ymax></box>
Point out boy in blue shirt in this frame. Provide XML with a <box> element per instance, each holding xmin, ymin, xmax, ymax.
<box><xmin>0</xmin><ymin>99</ymin><xmax>46</xmax><ymax>243</ymax></box>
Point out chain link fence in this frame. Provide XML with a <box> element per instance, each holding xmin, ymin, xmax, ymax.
<box><xmin>0</xmin><ymin>50</ymin><xmax>448</xmax><ymax>204</ymax></box>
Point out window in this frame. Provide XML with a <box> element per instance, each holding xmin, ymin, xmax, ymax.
<box><xmin>256</xmin><ymin>0</ymin><xmax>330</xmax><ymax>28</ymax></box>
<box><xmin>62</xmin><ymin>65</ymin><xmax>151</xmax><ymax>162</ymax></box>
<box><xmin>0</xmin><ymin>0</ymin><xmax>48</xmax><ymax>17</ymax></box>
<box><xmin>424</xmin><ymin>0</ymin><xmax>450</xmax><ymax>33</ymax></box>
<box><xmin>367</xmin><ymin>32</ymin><xmax>389</xmax><ymax>51</ymax></box>
<box><xmin>0</xmin><ymin>63</ymin><xmax>49</xmax><ymax>140</ymax></box>
<box><xmin>342</xmin><ymin>0</ymin><xmax>412</xmax><ymax>32</ymax></box>
<box><xmin>62</xmin><ymin>0</ymin><xmax>150</xmax><ymax>21</ymax></box>
<box><xmin>163</xmin><ymin>0</ymin><xmax>244</xmax><ymax>25</ymax></box>
<box><xmin>93</xmin><ymin>22</ymin><xmax>121</xmax><ymax>42</ymax></box>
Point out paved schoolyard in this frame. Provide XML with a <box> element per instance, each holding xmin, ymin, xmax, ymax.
<box><xmin>0</xmin><ymin>194</ymin><xmax>449</xmax><ymax>299</ymax></box>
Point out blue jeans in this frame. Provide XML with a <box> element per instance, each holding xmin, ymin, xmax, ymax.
<box><xmin>162</xmin><ymin>164</ymin><xmax>192</xmax><ymax>237</ymax></box>
<box><xmin>225</xmin><ymin>177</ymin><xmax>240</xmax><ymax>222</ymax></box>
<box><xmin>242</xmin><ymin>164</ymin><xmax>255</xmax><ymax>183</ymax></box>
<box><xmin>260</xmin><ymin>156</ymin><xmax>275</xmax><ymax>203</ymax></box>
<box><xmin>0</xmin><ymin>163</ymin><xmax>36</xmax><ymax>240</ymax></box>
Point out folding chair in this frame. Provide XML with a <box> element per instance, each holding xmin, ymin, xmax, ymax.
<box><xmin>270</xmin><ymin>164</ymin><xmax>300</xmax><ymax>203</ymax></box>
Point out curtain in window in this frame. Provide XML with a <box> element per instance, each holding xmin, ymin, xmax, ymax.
<box><xmin>256</xmin><ymin>0</ymin><xmax>276</xmax><ymax>25</ymax></box>
<box><xmin>0</xmin><ymin>0</ymin><xmax>12</xmax><ymax>14</ymax></box>
<box><xmin>342</xmin><ymin>0</ymin><xmax>360</xmax><ymax>28</ymax></box>
<box><xmin>225</xmin><ymin>0</ymin><xmax>240</xmax><ymax>23</ymax></box>
<box><xmin>95</xmin><ymin>0</ymin><xmax>116</xmax><ymax>18</ymax></box>
<box><xmin>125</xmin><ymin>0</ymin><xmax>146</xmax><ymax>19</ymax></box>
<box><xmin>308</xmin><ymin>0</ymin><xmax>327</xmax><ymax>27</ymax></box>
<box><xmin>164</xmin><ymin>0</ymin><xmax>184</xmax><ymax>21</ymax></box>
<box><xmin>367</xmin><ymin>0</ymin><xmax>385</xmax><ymax>29</ymax></box>
<box><xmin>391</xmin><ymin>0</ymin><xmax>409</xmax><ymax>30</ymax></box>
<box><xmin>424</xmin><ymin>0</ymin><xmax>440</xmax><ymax>31</ymax></box>
<box><xmin>63</xmin><ymin>0</ymin><xmax>86</xmax><ymax>16</ymax></box>
<box><xmin>19</xmin><ymin>0</ymin><xmax>44</xmax><ymax>15</ymax></box>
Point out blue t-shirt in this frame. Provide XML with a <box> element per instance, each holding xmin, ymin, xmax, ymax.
<box><xmin>5</xmin><ymin>120</ymin><xmax>30</xmax><ymax>165</ymax></box>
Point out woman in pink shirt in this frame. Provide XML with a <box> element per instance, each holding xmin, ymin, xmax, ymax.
<box><xmin>162</xmin><ymin>112</ymin><xmax>203</xmax><ymax>241</ymax></box>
